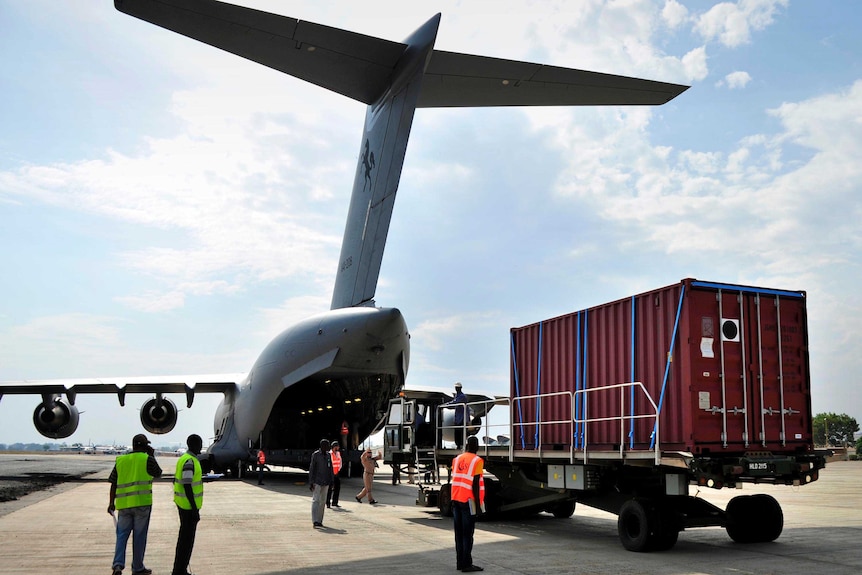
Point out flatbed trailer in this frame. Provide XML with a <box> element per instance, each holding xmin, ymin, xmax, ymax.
<box><xmin>387</xmin><ymin>279</ymin><xmax>828</xmax><ymax>551</ymax></box>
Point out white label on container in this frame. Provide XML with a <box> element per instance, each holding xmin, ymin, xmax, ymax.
<box><xmin>700</xmin><ymin>337</ymin><xmax>715</xmax><ymax>358</ymax></box>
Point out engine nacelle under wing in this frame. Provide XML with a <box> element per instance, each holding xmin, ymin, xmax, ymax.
<box><xmin>140</xmin><ymin>395</ymin><xmax>178</xmax><ymax>434</ymax></box>
<box><xmin>33</xmin><ymin>395</ymin><xmax>79</xmax><ymax>439</ymax></box>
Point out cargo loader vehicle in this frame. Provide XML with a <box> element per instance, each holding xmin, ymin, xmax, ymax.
<box><xmin>384</xmin><ymin>279</ymin><xmax>827</xmax><ymax>551</ymax></box>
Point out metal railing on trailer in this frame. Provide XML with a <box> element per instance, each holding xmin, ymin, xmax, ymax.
<box><xmin>436</xmin><ymin>381</ymin><xmax>662</xmax><ymax>467</ymax></box>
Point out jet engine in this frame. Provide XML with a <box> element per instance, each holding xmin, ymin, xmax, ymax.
<box><xmin>140</xmin><ymin>394</ymin><xmax>178</xmax><ymax>434</ymax></box>
<box><xmin>33</xmin><ymin>395</ymin><xmax>80</xmax><ymax>439</ymax></box>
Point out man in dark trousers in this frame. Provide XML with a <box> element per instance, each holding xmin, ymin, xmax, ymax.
<box><xmin>108</xmin><ymin>433</ymin><xmax>162</xmax><ymax>575</ymax></box>
<box><xmin>172</xmin><ymin>434</ymin><xmax>203</xmax><ymax>575</ymax></box>
<box><xmin>308</xmin><ymin>438</ymin><xmax>334</xmax><ymax>527</ymax></box>
<box><xmin>450</xmin><ymin>435</ymin><xmax>485</xmax><ymax>572</ymax></box>
<box><xmin>443</xmin><ymin>381</ymin><xmax>469</xmax><ymax>448</ymax></box>
<box><xmin>326</xmin><ymin>441</ymin><xmax>343</xmax><ymax>508</ymax></box>
<box><xmin>257</xmin><ymin>449</ymin><xmax>266</xmax><ymax>485</ymax></box>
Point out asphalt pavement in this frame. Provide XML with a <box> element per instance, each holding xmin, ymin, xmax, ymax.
<box><xmin>0</xmin><ymin>453</ymin><xmax>860</xmax><ymax>574</ymax></box>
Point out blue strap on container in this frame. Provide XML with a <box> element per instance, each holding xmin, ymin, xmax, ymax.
<box><xmin>510</xmin><ymin>332</ymin><xmax>526</xmax><ymax>450</ymax></box>
<box><xmin>574</xmin><ymin>311</ymin><xmax>581</xmax><ymax>449</ymax></box>
<box><xmin>534</xmin><ymin>321</ymin><xmax>543</xmax><ymax>450</ymax></box>
<box><xmin>629</xmin><ymin>295</ymin><xmax>636</xmax><ymax>449</ymax></box>
<box><xmin>579</xmin><ymin>311</ymin><xmax>588</xmax><ymax>449</ymax></box>
<box><xmin>650</xmin><ymin>284</ymin><xmax>686</xmax><ymax>449</ymax></box>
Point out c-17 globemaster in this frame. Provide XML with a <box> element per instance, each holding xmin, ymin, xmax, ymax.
<box><xmin>0</xmin><ymin>0</ymin><xmax>687</xmax><ymax>474</ymax></box>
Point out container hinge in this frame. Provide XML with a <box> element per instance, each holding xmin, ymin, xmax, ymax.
<box><xmin>761</xmin><ymin>406</ymin><xmax>798</xmax><ymax>416</ymax></box>
<box><xmin>707</xmin><ymin>406</ymin><xmax>724</xmax><ymax>414</ymax></box>
<box><xmin>728</xmin><ymin>406</ymin><xmax>745</xmax><ymax>415</ymax></box>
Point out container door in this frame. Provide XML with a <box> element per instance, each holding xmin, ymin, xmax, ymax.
<box><xmin>689</xmin><ymin>284</ymin><xmax>811</xmax><ymax>453</ymax></box>
<box><xmin>745</xmin><ymin>293</ymin><xmax>811</xmax><ymax>449</ymax></box>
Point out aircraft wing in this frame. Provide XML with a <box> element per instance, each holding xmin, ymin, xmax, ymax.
<box><xmin>115</xmin><ymin>0</ymin><xmax>688</xmax><ymax>108</ymax></box>
<box><xmin>0</xmin><ymin>373</ymin><xmax>244</xmax><ymax>407</ymax></box>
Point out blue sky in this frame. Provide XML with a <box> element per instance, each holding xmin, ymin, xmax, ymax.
<box><xmin>1</xmin><ymin>0</ymin><xmax>860</xmax><ymax>446</ymax></box>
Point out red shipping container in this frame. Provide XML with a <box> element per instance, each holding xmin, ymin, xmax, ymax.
<box><xmin>509</xmin><ymin>279</ymin><xmax>814</xmax><ymax>457</ymax></box>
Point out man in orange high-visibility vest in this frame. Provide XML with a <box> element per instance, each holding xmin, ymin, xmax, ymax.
<box><xmin>327</xmin><ymin>441</ymin><xmax>343</xmax><ymax>508</ymax></box>
<box><xmin>257</xmin><ymin>449</ymin><xmax>266</xmax><ymax>485</ymax></box>
<box><xmin>450</xmin><ymin>435</ymin><xmax>485</xmax><ymax>572</ymax></box>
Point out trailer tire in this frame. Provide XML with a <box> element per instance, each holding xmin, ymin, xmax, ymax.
<box><xmin>551</xmin><ymin>499</ymin><xmax>577</xmax><ymax>518</ymax></box>
<box><xmin>439</xmin><ymin>483</ymin><xmax>453</xmax><ymax>517</ymax></box>
<box><xmin>751</xmin><ymin>494</ymin><xmax>783</xmax><ymax>542</ymax></box>
<box><xmin>726</xmin><ymin>494</ymin><xmax>783</xmax><ymax>544</ymax></box>
<box><xmin>618</xmin><ymin>499</ymin><xmax>653</xmax><ymax>552</ymax></box>
<box><xmin>651</xmin><ymin>507</ymin><xmax>680</xmax><ymax>551</ymax></box>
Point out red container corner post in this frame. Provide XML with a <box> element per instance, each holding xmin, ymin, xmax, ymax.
<box><xmin>509</xmin><ymin>278</ymin><xmax>814</xmax><ymax>458</ymax></box>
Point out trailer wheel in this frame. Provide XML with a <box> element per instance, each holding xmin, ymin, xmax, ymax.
<box><xmin>439</xmin><ymin>483</ymin><xmax>453</xmax><ymax>517</ymax></box>
<box><xmin>726</xmin><ymin>495</ymin><xmax>753</xmax><ymax>543</ymax></box>
<box><xmin>651</xmin><ymin>508</ymin><xmax>680</xmax><ymax>551</ymax></box>
<box><xmin>751</xmin><ymin>494</ymin><xmax>783</xmax><ymax>542</ymax></box>
<box><xmin>726</xmin><ymin>494</ymin><xmax>783</xmax><ymax>544</ymax></box>
<box><xmin>551</xmin><ymin>499</ymin><xmax>577</xmax><ymax>518</ymax></box>
<box><xmin>618</xmin><ymin>499</ymin><xmax>653</xmax><ymax>552</ymax></box>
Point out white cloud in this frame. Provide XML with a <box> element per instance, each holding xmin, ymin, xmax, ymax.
<box><xmin>681</xmin><ymin>46</ymin><xmax>709</xmax><ymax>82</ymax></box>
<box><xmin>719</xmin><ymin>70</ymin><xmax>753</xmax><ymax>89</ymax></box>
<box><xmin>694</xmin><ymin>0</ymin><xmax>789</xmax><ymax>48</ymax></box>
<box><xmin>662</xmin><ymin>0</ymin><xmax>690</xmax><ymax>29</ymax></box>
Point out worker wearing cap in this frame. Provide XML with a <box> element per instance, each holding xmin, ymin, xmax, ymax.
<box><xmin>355</xmin><ymin>448</ymin><xmax>381</xmax><ymax>504</ymax></box>
<box><xmin>443</xmin><ymin>382</ymin><xmax>469</xmax><ymax>448</ymax></box>
<box><xmin>451</xmin><ymin>435</ymin><xmax>486</xmax><ymax>572</ymax></box>
<box><xmin>107</xmin><ymin>433</ymin><xmax>162</xmax><ymax>575</ymax></box>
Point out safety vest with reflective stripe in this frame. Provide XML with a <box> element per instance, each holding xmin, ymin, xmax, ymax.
<box><xmin>173</xmin><ymin>452</ymin><xmax>204</xmax><ymax>510</ymax></box>
<box><xmin>450</xmin><ymin>452</ymin><xmax>485</xmax><ymax>506</ymax></box>
<box><xmin>331</xmin><ymin>450</ymin><xmax>342</xmax><ymax>475</ymax></box>
<box><xmin>115</xmin><ymin>452</ymin><xmax>154</xmax><ymax>510</ymax></box>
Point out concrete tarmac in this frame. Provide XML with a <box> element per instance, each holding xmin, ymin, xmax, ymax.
<box><xmin>0</xmin><ymin>454</ymin><xmax>860</xmax><ymax>574</ymax></box>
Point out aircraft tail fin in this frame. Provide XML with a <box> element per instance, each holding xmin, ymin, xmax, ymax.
<box><xmin>329</xmin><ymin>16</ymin><xmax>441</xmax><ymax>309</ymax></box>
<box><xmin>115</xmin><ymin>1</ymin><xmax>688</xmax><ymax>311</ymax></box>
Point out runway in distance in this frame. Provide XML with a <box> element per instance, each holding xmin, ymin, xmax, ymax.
<box><xmin>0</xmin><ymin>0</ymin><xmax>687</xmax><ymax>473</ymax></box>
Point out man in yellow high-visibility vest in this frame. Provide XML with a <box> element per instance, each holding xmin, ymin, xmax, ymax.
<box><xmin>171</xmin><ymin>434</ymin><xmax>204</xmax><ymax>575</ymax></box>
<box><xmin>107</xmin><ymin>433</ymin><xmax>162</xmax><ymax>575</ymax></box>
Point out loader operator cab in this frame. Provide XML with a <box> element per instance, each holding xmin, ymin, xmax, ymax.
<box><xmin>383</xmin><ymin>389</ymin><xmax>466</xmax><ymax>484</ymax></box>
<box><xmin>383</xmin><ymin>388</ymin><xmax>498</xmax><ymax>485</ymax></box>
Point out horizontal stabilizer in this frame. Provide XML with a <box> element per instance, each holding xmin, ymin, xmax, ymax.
<box><xmin>115</xmin><ymin>0</ymin><xmax>405</xmax><ymax>104</ymax></box>
<box><xmin>419</xmin><ymin>50</ymin><xmax>688</xmax><ymax>107</ymax></box>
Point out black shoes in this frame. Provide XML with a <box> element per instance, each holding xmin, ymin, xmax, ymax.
<box><xmin>313</xmin><ymin>521</ymin><xmax>323</xmax><ymax>528</ymax></box>
<box><xmin>461</xmin><ymin>566</ymin><xmax>484</xmax><ymax>572</ymax></box>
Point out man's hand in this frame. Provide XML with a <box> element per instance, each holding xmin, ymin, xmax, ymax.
<box><xmin>107</xmin><ymin>503</ymin><xmax>115</xmax><ymax>515</ymax></box>
<box><xmin>309</xmin><ymin>484</ymin><xmax>314</xmax><ymax>492</ymax></box>
<box><xmin>192</xmin><ymin>508</ymin><xmax>201</xmax><ymax>522</ymax></box>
